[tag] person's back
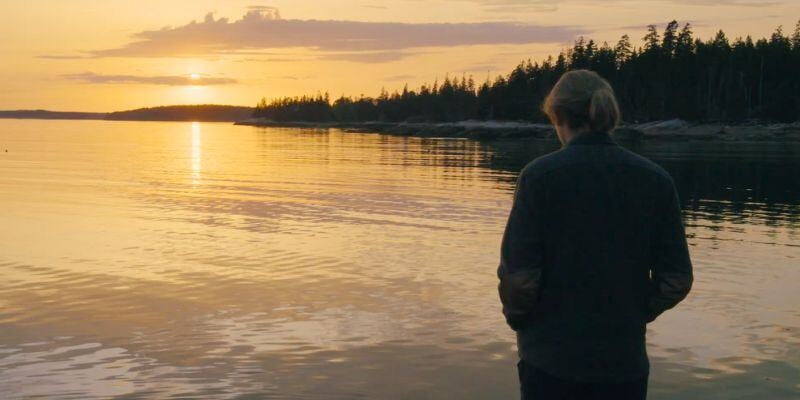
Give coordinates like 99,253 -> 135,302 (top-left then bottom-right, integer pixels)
497,70 -> 693,400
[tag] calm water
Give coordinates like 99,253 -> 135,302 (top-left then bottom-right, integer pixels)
0,120 -> 798,399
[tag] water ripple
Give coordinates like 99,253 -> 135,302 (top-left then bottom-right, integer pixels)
1,120 -> 798,399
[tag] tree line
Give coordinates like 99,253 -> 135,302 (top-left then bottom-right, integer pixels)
253,20 -> 800,123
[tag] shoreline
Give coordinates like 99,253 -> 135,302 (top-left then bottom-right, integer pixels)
235,118 -> 800,143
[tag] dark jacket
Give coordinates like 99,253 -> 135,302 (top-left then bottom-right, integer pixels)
497,131 -> 693,383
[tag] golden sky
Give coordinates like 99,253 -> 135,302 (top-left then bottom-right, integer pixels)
1,0 -> 797,111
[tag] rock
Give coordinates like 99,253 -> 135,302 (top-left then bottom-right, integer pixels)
463,128 -> 500,140
635,119 -> 690,131
429,125 -> 463,137
612,127 -> 644,141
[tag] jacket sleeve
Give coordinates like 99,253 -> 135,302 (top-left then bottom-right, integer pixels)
497,171 -> 545,331
646,177 -> 693,322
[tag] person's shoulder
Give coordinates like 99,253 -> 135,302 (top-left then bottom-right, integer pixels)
518,149 -> 569,182
614,146 -> 674,183
518,143 -> 674,185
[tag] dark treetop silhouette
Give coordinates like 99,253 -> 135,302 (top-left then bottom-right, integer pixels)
253,20 -> 800,124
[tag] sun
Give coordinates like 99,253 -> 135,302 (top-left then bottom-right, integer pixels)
189,73 -> 200,80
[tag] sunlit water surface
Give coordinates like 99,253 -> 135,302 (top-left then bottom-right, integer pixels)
0,120 -> 798,399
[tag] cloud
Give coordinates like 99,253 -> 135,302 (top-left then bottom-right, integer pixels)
247,5 -> 281,15
460,0 -> 780,10
317,50 -> 424,63
63,72 -> 237,85
37,55 -> 90,60
384,74 -> 416,82
457,0 -> 562,12
234,57 -> 305,63
460,64 -> 500,73
265,75 -> 313,81
666,0 -> 780,6
88,9 -> 586,59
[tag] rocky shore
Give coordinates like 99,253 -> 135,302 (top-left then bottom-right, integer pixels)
234,118 -> 800,143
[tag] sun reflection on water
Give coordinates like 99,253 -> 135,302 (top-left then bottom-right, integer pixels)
0,121 -> 798,399
191,121 -> 201,184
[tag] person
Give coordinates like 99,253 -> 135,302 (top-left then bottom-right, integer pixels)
497,70 -> 693,400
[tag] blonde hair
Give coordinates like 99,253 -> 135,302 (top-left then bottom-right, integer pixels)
542,70 -> 620,133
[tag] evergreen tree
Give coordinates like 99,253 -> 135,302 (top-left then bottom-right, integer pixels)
614,35 -> 633,66
253,22 -> 800,124
662,20 -> 679,57
643,25 -> 661,53
792,20 -> 800,49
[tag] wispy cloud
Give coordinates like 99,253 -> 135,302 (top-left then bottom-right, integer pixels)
86,9 -> 585,60
37,55 -> 90,60
458,0 -> 780,11
667,0 -> 780,6
384,74 -> 416,82
317,50 -> 425,63
455,0 -> 562,12
63,72 -> 237,86
265,75 -> 313,81
460,64 -> 500,74
233,57 -> 306,63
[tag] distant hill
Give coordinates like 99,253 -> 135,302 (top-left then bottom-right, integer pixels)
0,105 -> 254,122
105,105 -> 253,122
0,109 -> 106,120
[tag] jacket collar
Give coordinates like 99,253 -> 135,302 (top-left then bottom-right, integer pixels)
564,131 -> 616,147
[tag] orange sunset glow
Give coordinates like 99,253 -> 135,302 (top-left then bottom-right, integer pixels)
2,1 -> 800,399
2,0 -> 798,111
